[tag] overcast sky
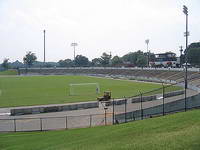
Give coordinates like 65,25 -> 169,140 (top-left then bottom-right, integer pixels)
0,0 -> 200,63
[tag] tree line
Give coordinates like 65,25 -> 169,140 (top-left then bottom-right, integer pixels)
58,51 -> 149,68
0,50 -> 150,69
1,42 -> 200,70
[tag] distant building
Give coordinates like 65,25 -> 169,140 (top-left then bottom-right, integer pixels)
149,52 -> 180,68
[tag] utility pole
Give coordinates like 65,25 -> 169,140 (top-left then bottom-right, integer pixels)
183,5 -> 189,89
183,5 -> 189,112
43,30 -> 46,63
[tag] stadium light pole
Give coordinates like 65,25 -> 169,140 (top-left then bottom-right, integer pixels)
43,30 -> 46,64
145,39 -> 150,67
183,5 -> 189,112
183,5 -> 189,89
71,42 -> 78,61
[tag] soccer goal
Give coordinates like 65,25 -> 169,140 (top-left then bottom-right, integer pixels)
69,83 -> 100,96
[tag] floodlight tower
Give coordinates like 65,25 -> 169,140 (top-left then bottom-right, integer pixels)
71,42 -> 78,61
145,39 -> 150,67
183,5 -> 189,89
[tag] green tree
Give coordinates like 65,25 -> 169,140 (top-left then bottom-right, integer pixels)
74,55 -> 89,67
111,56 -> 123,66
91,58 -> 102,67
187,42 -> 200,66
23,51 -> 37,67
122,52 -> 138,65
1,58 -> 10,70
188,42 -> 200,49
58,59 -> 73,67
100,52 -> 111,67
122,50 -> 147,67
187,48 -> 200,66
136,55 -> 147,67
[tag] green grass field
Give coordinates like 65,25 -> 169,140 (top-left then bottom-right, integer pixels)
1,109 -> 200,150
0,75 -> 181,107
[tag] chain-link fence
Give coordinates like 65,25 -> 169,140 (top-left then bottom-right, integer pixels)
113,82 -> 200,124
0,112 -> 114,132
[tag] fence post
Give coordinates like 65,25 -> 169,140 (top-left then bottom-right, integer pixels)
112,99 -> 115,125
14,119 -> 16,132
90,115 -> 92,127
40,118 -> 43,131
125,97 -> 127,123
162,83 -> 165,116
65,116 -> 68,129
132,111 -> 135,121
139,91 -> 143,120
104,107 -> 108,126
185,85 -> 187,112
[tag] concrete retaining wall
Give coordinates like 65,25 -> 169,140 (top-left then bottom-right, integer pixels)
131,95 -> 156,103
11,102 -> 99,116
130,90 -> 184,103
163,90 -> 184,98
100,90 -> 184,107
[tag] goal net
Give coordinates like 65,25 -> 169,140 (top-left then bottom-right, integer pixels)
69,83 -> 100,96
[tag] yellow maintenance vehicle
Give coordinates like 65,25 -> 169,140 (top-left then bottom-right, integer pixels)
97,91 -> 111,102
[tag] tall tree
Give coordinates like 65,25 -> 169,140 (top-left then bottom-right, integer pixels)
188,42 -> 200,49
187,48 -> 200,66
122,52 -> 137,65
58,59 -> 73,67
111,56 -> 123,66
74,55 -> 89,67
91,58 -> 102,67
136,55 -> 147,67
100,52 -> 111,67
23,51 -> 37,67
1,58 -> 10,70
122,50 -> 147,66
187,42 -> 200,66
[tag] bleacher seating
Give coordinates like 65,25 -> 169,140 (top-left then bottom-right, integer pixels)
19,68 -> 200,88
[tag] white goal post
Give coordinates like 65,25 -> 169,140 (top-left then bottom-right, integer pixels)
69,83 -> 100,96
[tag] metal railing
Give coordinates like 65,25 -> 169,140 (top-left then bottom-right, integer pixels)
0,113 -> 113,132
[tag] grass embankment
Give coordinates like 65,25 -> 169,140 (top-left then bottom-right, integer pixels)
0,70 -> 17,75
0,75 -> 181,107
1,109 -> 200,150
